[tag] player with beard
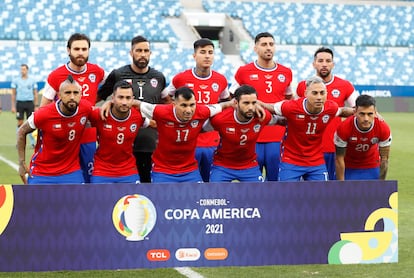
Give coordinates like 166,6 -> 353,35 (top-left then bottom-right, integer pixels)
203,85 -> 278,182
229,32 -> 293,181
97,35 -> 168,183
296,47 -> 358,180
40,33 -> 105,183
17,76 -> 93,184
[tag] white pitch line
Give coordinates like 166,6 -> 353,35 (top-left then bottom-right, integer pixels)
174,267 -> 204,278
1,154 -> 204,278
0,155 -> 18,171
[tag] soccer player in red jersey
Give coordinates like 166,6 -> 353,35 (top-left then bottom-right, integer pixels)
89,81 -> 148,184
334,94 -> 392,180
17,76 -> 92,184
296,47 -> 358,180
260,76 -> 354,181
204,85 -> 279,182
40,33 -> 105,183
162,38 -> 230,182
229,32 -> 293,181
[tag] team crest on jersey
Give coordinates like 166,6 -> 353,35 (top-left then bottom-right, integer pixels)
322,115 -> 330,124
80,116 -> 87,125
277,74 -> 286,83
212,83 -> 219,92
371,137 -> 379,144
191,120 -> 199,128
89,74 -> 96,83
253,124 -> 261,133
130,124 -> 137,132
331,89 -> 340,98
150,78 -> 158,88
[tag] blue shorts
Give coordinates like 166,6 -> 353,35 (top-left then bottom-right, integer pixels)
195,146 -> 215,182
151,170 -> 203,183
324,152 -> 336,180
79,142 -> 96,183
345,167 -> 380,180
256,142 -> 281,181
91,174 -> 140,184
278,162 -> 328,181
28,170 -> 85,185
210,165 -> 264,182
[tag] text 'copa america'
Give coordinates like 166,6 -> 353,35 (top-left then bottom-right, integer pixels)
164,207 -> 262,220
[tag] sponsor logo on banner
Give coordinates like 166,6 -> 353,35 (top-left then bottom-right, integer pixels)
175,248 -> 201,261
147,249 -> 171,261
204,248 -> 228,260
112,194 -> 157,241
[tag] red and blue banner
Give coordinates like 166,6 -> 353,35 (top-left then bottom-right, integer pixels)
0,181 -> 398,272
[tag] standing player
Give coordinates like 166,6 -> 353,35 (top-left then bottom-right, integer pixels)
334,95 -> 392,180
17,76 -> 92,184
162,38 -> 230,182
11,64 -> 38,148
296,47 -> 358,180
89,81 -> 148,184
40,33 -> 105,183
259,76 -> 354,181
204,85 -> 278,182
229,32 -> 293,181
97,35 -> 167,183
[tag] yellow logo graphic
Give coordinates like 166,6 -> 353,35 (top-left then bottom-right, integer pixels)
112,194 -> 157,241
328,192 -> 398,264
0,184 -> 14,235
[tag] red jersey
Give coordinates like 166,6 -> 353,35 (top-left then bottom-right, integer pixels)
140,103 -> 222,174
209,108 -> 274,169
43,62 -> 105,143
334,116 -> 392,169
164,68 -> 229,147
230,61 -> 293,142
276,98 -> 339,166
296,75 -> 357,152
89,108 -> 145,177
28,99 -> 92,176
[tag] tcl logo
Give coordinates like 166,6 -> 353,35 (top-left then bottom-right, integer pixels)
146,249 -> 171,261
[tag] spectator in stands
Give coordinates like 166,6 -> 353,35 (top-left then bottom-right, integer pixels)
229,32 -> 293,181
40,33 -> 106,183
259,76 -> 354,181
97,35 -> 168,183
11,64 -> 38,148
296,46 -> 358,180
161,38 -> 230,182
17,75 -> 92,184
334,94 -> 392,180
89,81 -> 148,184
204,85 -> 280,182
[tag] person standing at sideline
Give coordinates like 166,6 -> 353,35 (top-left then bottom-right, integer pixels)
229,32 -> 293,181
334,94 -> 391,180
40,33 -> 105,183
296,47 -> 358,180
89,81 -> 148,184
161,38 -> 230,182
17,76 -> 92,184
259,76 -> 354,181
204,85 -> 279,182
11,64 -> 38,148
97,35 -> 168,183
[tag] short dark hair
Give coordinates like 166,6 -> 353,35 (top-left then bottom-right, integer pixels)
193,38 -> 214,51
113,80 -> 132,92
254,32 -> 274,44
174,86 -> 195,100
67,33 -> 91,49
356,94 -> 376,108
233,85 -> 257,101
314,46 -> 334,59
131,35 -> 149,47
21,64 -> 29,69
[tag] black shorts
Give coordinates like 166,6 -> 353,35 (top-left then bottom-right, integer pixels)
16,101 -> 34,120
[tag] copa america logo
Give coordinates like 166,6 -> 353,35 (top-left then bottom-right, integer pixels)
112,194 -> 157,241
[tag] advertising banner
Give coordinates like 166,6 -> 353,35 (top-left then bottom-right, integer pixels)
0,181 -> 398,272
